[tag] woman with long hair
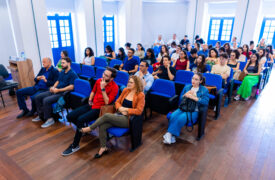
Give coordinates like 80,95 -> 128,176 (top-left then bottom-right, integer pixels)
206,48 -> 219,66
237,47 -> 246,62
82,47 -> 95,65
56,50 -> 68,72
172,50 -> 190,71
163,73 -> 209,144
223,43 -> 232,57
191,54 -> 208,73
116,47 -> 126,61
242,44 -> 252,60
81,76 -> 145,158
105,45 -> 116,60
143,48 -> 156,65
134,43 -> 145,59
234,53 -> 261,101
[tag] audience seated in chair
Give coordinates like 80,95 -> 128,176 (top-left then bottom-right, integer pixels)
237,47 -> 247,62
143,48 -> 156,65
167,33 -> 179,47
190,55 -> 208,73
81,76 -> 145,158
172,50 -> 190,71
134,43 -> 145,60
154,34 -> 165,47
211,53 -> 231,88
119,48 -> 139,75
116,47 -> 126,61
228,50 -> 240,79
135,61 -> 154,94
206,48 -> 219,67
105,45 -> 116,61
163,73 -> 209,144
171,45 -> 182,63
33,57 -> 78,128
82,47 -> 95,65
152,55 -> 176,81
234,53 -> 261,101
180,35 -> 189,47
198,44 -> 209,58
62,67 -> 119,156
188,48 -> 198,66
56,50 -> 68,72
16,57 -> 59,118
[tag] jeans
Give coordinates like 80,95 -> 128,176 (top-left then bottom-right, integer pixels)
66,104 -> 100,147
35,91 -> 63,120
89,113 -> 129,147
16,86 -> 46,112
168,109 -> 198,137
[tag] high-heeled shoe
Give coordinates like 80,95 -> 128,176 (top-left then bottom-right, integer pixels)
94,149 -> 109,158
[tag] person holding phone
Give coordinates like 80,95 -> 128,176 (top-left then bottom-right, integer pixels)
62,67 -> 119,156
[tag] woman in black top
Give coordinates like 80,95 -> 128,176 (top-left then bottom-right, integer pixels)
143,48 -> 156,65
152,55 -> 176,81
228,50 -> 240,71
116,47 -> 126,61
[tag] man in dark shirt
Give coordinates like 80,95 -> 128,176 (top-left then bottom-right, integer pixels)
198,44 -> 209,58
62,67 -> 118,156
250,41 -> 257,54
189,48 -> 198,65
33,57 -> 78,128
180,35 -> 190,47
119,48 -> 139,74
195,35 -> 204,45
152,55 -> 176,81
16,57 -> 59,118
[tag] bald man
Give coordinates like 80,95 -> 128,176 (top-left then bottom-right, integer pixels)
16,57 -> 59,118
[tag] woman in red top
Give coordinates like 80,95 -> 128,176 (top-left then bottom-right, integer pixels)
172,50 -> 190,71
242,44 -> 252,60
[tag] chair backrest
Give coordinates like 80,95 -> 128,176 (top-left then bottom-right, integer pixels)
175,70 -> 194,84
71,62 -> 81,74
95,57 -> 108,67
206,64 -> 212,72
114,71 -> 129,87
81,64 -> 95,78
95,67 -> 105,79
148,65 -> 153,73
153,46 -> 160,56
203,73 -> 222,91
227,68 -> 234,83
133,56 -> 140,64
239,61 -> 247,71
73,79 -> 92,97
109,59 -> 122,68
150,79 -> 176,97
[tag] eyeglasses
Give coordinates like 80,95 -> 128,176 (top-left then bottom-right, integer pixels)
140,65 -> 145,67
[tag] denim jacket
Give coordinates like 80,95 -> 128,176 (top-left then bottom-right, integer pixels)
181,84 -> 209,111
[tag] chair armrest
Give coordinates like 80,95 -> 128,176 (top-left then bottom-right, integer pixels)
129,114 -> 143,151
169,95 -> 179,111
197,106 -> 208,141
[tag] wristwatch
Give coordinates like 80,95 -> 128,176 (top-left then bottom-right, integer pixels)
101,88 -> 105,91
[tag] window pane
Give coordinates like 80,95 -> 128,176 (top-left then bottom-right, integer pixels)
61,34 -> 65,40
66,34 -> 70,40
210,35 -> 214,40
50,36 -> 53,41
65,20 -> 69,26
60,27 -> 65,33
214,35 -> 218,40
266,20 -> 271,26
53,35 -> 58,41
54,42 -> 58,48
48,28 -> 52,34
65,27 -> 70,33
271,27 -> 275,32
67,40 -> 71,46
59,20 -> 64,26
52,28 -> 57,34
51,20 -> 56,27
51,42 -> 54,48
227,20 -> 232,25
272,21 -> 275,26
264,27 -> 269,32
263,33 -> 268,38
62,41 -> 66,47
215,30 -> 219,35
221,36 -> 225,40
225,36 -> 230,41
226,31 -> 231,35
48,20 -> 51,27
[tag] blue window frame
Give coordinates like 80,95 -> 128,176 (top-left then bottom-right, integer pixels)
208,17 -> 234,46
259,18 -> 275,47
47,13 -> 75,65
103,16 -> 115,51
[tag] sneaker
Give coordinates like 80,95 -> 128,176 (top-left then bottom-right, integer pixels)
244,97 -> 250,101
62,144 -> 80,156
163,132 -> 172,144
234,95 -> 240,101
32,116 -> 42,122
25,111 -> 35,117
16,110 -> 29,119
171,136 -> 176,144
41,118 -> 55,128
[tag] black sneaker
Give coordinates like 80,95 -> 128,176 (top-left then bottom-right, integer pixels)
62,144 -> 80,156
25,111 -> 35,117
16,110 -> 29,119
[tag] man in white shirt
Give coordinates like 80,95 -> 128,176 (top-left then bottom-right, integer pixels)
154,35 -> 165,47
135,61 -> 154,94
211,53 -> 231,87
167,34 -> 179,46
171,45 -> 182,63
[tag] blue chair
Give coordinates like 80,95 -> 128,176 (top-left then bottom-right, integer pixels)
114,71 -> 129,88
71,62 -> 81,75
148,65 -> 153,73
94,67 -> 106,81
68,79 -> 92,109
148,79 -> 178,116
153,46 -> 160,56
109,59 -> 122,68
95,57 -> 108,68
203,73 -> 223,119
174,70 -> 194,95
79,65 -> 95,80
223,68 -> 234,106
133,56 -> 141,64
166,88 -> 209,140
206,64 -> 212,72
239,61 -> 247,71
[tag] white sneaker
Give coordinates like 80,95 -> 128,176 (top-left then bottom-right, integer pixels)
244,97 -> 250,101
234,95 -> 240,101
32,116 -> 41,122
163,132 -> 172,144
41,118 -> 55,128
171,136 -> 176,144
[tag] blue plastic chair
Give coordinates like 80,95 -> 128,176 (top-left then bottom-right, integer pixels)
206,64 -> 212,72
109,59 -> 122,68
69,79 -> 92,109
94,67 -> 106,81
71,62 -> 81,75
239,61 -> 247,71
79,65 -> 95,79
174,70 -> 194,95
114,71 -> 129,87
95,57 -> 108,68
203,73 -> 223,119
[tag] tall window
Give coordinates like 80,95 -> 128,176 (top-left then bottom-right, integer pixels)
208,17 -> 234,46
103,16 -> 115,51
259,18 -> 275,47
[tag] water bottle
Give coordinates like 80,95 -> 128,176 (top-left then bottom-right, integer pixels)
20,51 -> 26,60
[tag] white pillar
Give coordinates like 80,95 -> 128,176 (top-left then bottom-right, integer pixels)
7,0 -> 52,74
186,0 -> 197,44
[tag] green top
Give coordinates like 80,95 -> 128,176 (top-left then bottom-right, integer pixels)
56,59 -> 62,69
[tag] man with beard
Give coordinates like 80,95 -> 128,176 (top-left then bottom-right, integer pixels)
33,57 -> 78,128
62,67 -> 118,156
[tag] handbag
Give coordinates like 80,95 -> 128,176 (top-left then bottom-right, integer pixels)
238,71 -> 247,81
179,97 -> 197,132
99,105 -> 115,117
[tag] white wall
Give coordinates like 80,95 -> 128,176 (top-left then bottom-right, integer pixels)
142,1 -> 189,48
0,0 -> 17,70
45,0 -> 75,12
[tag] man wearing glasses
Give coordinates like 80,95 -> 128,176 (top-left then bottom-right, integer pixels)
135,61 -> 154,94
62,67 -> 119,156
119,48 -> 139,74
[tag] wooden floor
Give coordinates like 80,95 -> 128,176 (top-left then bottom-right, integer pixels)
1,70 -> 275,180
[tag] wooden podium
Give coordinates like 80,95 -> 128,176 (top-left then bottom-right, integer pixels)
8,59 -> 35,89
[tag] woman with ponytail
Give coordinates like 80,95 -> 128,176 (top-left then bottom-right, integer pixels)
163,73 -> 209,144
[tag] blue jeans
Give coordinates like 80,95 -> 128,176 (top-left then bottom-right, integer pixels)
16,86 -> 46,112
167,109 -> 198,137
